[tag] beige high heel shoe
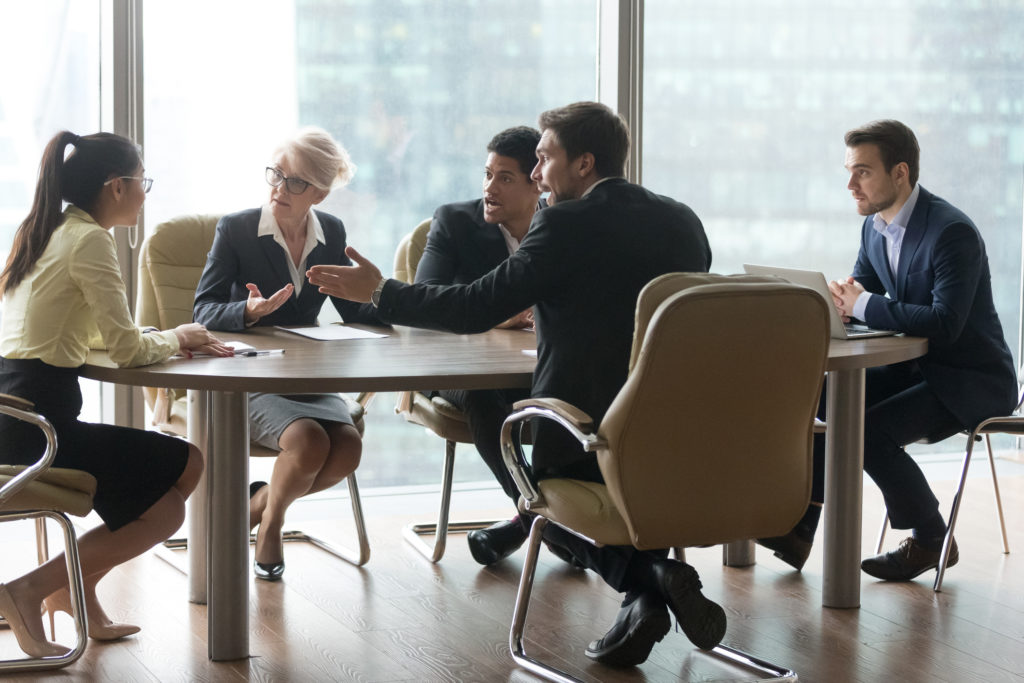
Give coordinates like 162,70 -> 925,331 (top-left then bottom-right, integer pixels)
0,583 -> 71,658
44,589 -> 140,641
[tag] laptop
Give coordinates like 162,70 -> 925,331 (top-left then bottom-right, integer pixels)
742,264 -> 897,339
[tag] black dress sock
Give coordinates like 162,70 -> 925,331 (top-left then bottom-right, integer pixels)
911,513 -> 948,550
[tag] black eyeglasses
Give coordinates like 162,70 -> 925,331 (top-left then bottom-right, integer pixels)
265,167 -> 312,195
104,176 -> 153,193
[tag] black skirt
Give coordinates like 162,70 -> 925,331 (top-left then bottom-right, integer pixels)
0,357 -> 188,531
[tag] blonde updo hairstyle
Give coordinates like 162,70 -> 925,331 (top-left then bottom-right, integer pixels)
273,126 -> 356,192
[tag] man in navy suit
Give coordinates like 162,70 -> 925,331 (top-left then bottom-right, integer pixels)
309,102 -> 723,666
415,127 -> 545,566
761,120 -> 1017,581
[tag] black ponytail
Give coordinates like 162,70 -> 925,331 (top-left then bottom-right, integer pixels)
1,131 -> 140,296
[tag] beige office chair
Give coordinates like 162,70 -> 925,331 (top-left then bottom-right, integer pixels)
873,366 -> 1019,591
0,394 -> 94,672
500,273 -> 830,682
391,218 -> 503,562
136,214 -> 370,565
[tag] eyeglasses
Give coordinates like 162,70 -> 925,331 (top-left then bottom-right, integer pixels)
265,167 -> 313,195
104,176 -> 153,193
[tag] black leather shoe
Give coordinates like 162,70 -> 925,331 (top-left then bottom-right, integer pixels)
861,536 -> 958,581
650,560 -> 726,651
254,559 -> 285,581
757,525 -> 814,571
585,592 -> 670,667
467,517 -> 528,566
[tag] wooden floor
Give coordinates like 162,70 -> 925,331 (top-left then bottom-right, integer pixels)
2,462 -> 1023,682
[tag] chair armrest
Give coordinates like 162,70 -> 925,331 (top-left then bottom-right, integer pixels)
500,398 -> 606,505
0,392 -> 35,411
0,398 -> 58,506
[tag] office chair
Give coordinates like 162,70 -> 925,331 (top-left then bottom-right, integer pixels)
136,214 -> 370,566
0,394 -> 94,672
874,366 -> 1019,591
391,218 -> 502,562
501,273 -> 830,682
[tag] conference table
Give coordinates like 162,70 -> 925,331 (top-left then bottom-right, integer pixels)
82,324 -> 537,660
81,325 -> 925,659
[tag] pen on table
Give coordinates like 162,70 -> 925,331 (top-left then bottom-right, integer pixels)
237,348 -> 286,357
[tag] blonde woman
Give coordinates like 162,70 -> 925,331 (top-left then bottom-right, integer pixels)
193,127 -> 379,580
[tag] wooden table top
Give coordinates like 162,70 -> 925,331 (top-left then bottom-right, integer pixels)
824,334 -> 927,372
81,324 -> 925,394
81,325 -> 538,393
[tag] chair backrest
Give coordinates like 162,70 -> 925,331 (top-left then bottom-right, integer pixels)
136,214 -> 221,330
597,273 -> 830,549
393,218 -> 432,283
135,215 -> 220,431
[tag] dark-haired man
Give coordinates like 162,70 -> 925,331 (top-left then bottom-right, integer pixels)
309,102 -> 723,665
414,126 -> 542,565
761,120 -> 1016,582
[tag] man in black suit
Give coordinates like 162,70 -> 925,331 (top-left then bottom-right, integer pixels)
309,102 -> 724,666
759,120 -> 1017,581
415,126 -> 545,566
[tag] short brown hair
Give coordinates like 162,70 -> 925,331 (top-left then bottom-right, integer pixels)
537,102 -> 630,178
844,119 -> 920,187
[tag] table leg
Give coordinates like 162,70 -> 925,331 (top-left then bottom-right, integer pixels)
723,540 -> 755,567
187,389 -> 208,604
206,390 -> 250,660
823,368 -> 865,608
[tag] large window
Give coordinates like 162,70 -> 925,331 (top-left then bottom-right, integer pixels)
643,0 -> 1024,360
0,2 -> 102,277
143,1 -> 597,487
0,1 -> 104,420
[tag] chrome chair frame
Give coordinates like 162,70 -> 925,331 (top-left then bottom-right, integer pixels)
0,399 -> 89,672
873,371 -> 1020,591
502,406 -> 798,682
400,431 -> 501,562
393,220 -> 502,562
875,424 -> 1012,592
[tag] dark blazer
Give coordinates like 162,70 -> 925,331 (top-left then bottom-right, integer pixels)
853,186 -> 1016,427
376,178 -> 712,477
194,208 -> 380,331
415,199 -> 512,285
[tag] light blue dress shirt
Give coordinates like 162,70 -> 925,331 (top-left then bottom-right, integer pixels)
851,183 -> 921,321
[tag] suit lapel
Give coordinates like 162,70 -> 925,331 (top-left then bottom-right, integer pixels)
868,228 -> 895,294
894,186 -> 931,298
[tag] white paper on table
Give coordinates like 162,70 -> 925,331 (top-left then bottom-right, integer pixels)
522,349 -> 537,357
276,325 -> 389,341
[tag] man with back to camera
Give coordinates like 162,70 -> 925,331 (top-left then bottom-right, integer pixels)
758,119 -> 1016,581
308,102 -> 725,666
414,126 -> 550,566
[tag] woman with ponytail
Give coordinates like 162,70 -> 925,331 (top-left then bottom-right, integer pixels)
0,131 -> 231,657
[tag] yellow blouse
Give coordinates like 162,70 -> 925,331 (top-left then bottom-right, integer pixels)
0,206 -> 179,368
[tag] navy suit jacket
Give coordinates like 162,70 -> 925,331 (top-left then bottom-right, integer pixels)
853,186 -> 1016,427
376,178 -> 712,477
415,199 -> 511,285
193,208 -> 381,331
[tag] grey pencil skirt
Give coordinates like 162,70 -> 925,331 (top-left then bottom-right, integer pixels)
248,392 -> 355,450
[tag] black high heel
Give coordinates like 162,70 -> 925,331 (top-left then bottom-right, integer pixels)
253,560 -> 285,581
